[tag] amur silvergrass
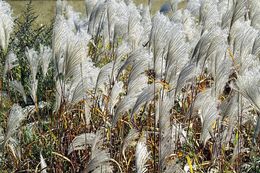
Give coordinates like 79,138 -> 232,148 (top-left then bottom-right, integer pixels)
1,0 -> 260,172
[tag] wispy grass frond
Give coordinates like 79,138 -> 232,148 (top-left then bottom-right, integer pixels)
108,81 -> 124,114
165,24 -> 190,86
29,79 -> 38,104
113,75 -> 148,126
122,128 -> 139,160
131,83 -> 162,118
85,0 -> 98,18
5,104 -> 26,143
194,89 -> 220,144
230,21 -> 258,61
4,51 -> 18,76
63,38 -> 85,82
86,131 -> 113,173
10,80 -> 26,103
113,95 -> 137,126
95,62 -> 113,94
186,0 -> 201,17
157,94 -> 172,132
235,66 -> 260,112
248,0 -> 260,30
118,48 -> 151,77
175,63 -> 199,97
68,133 -> 96,154
127,4 -> 143,48
25,47 -> 40,82
40,153 -> 47,173
52,15 -> 73,66
127,74 -> 148,96
127,59 -> 149,87
200,0 -> 220,31
136,135 -> 150,173
140,6 -> 151,45
221,0 -> 246,30
88,0 -> 106,37
6,137 -> 21,163
160,123 -> 186,170
39,44 -> 52,78
0,0 -> 14,52
149,13 -> 171,75
171,9 -> 201,47
221,93 -> 240,144
191,28 -> 225,65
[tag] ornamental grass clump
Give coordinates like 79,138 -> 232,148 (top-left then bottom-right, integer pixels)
0,0 -> 260,172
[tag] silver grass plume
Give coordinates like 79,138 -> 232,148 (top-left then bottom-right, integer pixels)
126,55 -> 150,90
157,92 -> 186,169
70,78 -> 93,104
140,5 -> 151,45
136,134 -> 150,173
4,137 -> 21,163
219,93 -> 253,144
68,131 -> 114,172
25,47 -> 40,82
193,89 -> 220,144
149,13 -> 171,76
127,74 -> 148,96
0,0 -> 14,52
252,35 -> 260,57
117,48 -> 151,77
200,0 -> 221,31
207,28 -> 232,97
53,14 -> 89,109
221,0 -> 247,30
229,21 -> 258,64
220,93 -> 239,144
175,63 -> 200,97
63,38 -> 85,82
40,153 -> 47,173
95,62 -> 113,95
5,104 -> 26,144
191,28 -> 226,65
234,65 -> 260,110
85,130 -> 113,173
10,80 -> 27,103
108,81 -> 124,114
122,128 -> 139,160
68,132 -> 96,154
248,0 -> 260,30
131,83 -> 162,118
24,46 -> 44,107
69,58 -> 99,123
157,94 -> 172,167
85,0 -> 98,18
39,44 -> 52,78
87,0 -> 106,37
3,51 -> 18,77
170,9 -> 201,47
186,0 -> 201,18
29,79 -> 38,104
165,23 -> 190,88
160,123 -> 187,170
65,5 -> 81,32
127,3 -> 143,49
113,74 -> 148,126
